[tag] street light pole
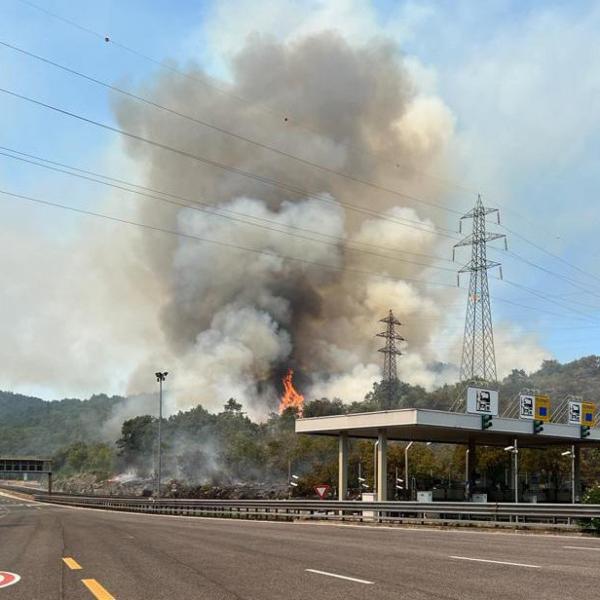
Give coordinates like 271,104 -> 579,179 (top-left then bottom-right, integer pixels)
504,440 -> 518,503
373,440 -> 379,496
155,371 -> 168,498
571,444 -> 576,504
405,442 -> 413,500
562,446 -> 576,504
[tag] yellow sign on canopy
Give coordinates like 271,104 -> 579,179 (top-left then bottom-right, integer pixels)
534,395 -> 551,422
582,402 -> 596,427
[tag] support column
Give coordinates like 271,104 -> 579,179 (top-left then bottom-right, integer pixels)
338,432 -> 348,501
376,429 -> 388,502
467,439 -> 476,501
513,438 -> 519,503
574,445 -> 582,503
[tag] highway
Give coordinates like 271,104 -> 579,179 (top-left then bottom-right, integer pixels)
1,491 -> 599,599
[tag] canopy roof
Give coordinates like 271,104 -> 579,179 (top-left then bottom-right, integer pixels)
296,408 -> 600,448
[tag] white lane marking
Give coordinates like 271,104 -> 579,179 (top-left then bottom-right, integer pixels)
305,568 -> 374,584
564,546 -> 600,551
450,556 -> 541,569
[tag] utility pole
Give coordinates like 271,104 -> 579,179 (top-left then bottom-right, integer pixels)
376,309 -> 404,409
155,371 -> 168,498
453,195 -> 507,384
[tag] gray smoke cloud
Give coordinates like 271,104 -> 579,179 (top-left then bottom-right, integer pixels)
112,31 -> 460,415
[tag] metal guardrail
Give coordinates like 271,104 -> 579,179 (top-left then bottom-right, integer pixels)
31,493 -> 600,530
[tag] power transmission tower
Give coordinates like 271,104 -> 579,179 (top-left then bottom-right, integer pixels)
377,309 -> 404,409
453,194 -> 507,384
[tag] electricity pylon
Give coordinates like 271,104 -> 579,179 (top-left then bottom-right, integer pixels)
377,309 -> 404,409
453,194 -> 507,384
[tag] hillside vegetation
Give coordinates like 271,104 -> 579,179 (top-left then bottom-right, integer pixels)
1,356 -> 600,496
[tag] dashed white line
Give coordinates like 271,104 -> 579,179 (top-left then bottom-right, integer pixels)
450,556 -> 541,569
564,546 -> 600,551
305,568 -> 374,584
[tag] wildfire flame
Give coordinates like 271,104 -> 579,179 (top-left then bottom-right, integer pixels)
279,368 -> 304,415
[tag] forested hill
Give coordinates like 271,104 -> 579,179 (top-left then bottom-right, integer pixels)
499,356 -> 600,402
0,391 -> 126,455
1,356 -> 600,458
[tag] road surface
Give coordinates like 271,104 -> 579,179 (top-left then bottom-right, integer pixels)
0,491 -> 598,599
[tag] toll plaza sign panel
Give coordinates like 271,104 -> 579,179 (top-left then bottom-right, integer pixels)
568,401 -> 582,425
467,387 -> 498,416
568,400 -> 595,425
518,394 -> 551,422
519,395 -> 535,419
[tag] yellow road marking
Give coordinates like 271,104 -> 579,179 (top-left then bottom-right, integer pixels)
82,579 -> 115,600
62,557 -> 82,570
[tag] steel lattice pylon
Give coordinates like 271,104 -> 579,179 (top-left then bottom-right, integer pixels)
376,309 -> 404,408
454,195 -> 507,384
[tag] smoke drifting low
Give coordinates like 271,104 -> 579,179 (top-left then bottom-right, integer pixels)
114,31 -> 459,414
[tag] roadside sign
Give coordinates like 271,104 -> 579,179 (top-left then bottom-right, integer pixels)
0,572 -> 21,588
534,395 -> 551,422
568,401 -> 582,425
314,484 -> 331,499
519,395 -> 535,420
582,402 -> 596,426
466,387 -> 498,416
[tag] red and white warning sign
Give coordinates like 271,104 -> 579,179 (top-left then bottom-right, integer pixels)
0,572 -> 21,588
314,484 -> 331,499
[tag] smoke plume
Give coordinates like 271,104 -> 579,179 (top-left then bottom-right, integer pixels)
109,30 -> 463,414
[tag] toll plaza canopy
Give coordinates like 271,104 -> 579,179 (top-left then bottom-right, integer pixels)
295,408 -> 600,502
296,408 -> 600,448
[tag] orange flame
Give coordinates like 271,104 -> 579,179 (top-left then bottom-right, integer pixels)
279,368 -> 304,415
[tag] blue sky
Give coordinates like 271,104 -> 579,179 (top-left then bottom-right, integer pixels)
2,0 -> 600,400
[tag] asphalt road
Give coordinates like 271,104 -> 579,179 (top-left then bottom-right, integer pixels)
1,491 -> 600,599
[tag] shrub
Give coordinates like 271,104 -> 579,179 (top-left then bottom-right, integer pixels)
580,484 -> 600,533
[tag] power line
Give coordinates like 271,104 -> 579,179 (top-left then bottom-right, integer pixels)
487,243 -> 600,296
0,147 -> 458,274
500,222 -> 600,287
0,86 -> 462,240
11,0 -> 481,197
0,39 -> 467,218
13,0 -> 600,295
5,46 -> 599,300
0,187 -> 462,289
0,186 -> 597,325
3,143 -> 599,324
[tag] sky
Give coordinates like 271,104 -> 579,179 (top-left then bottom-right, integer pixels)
1,0 -> 600,403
